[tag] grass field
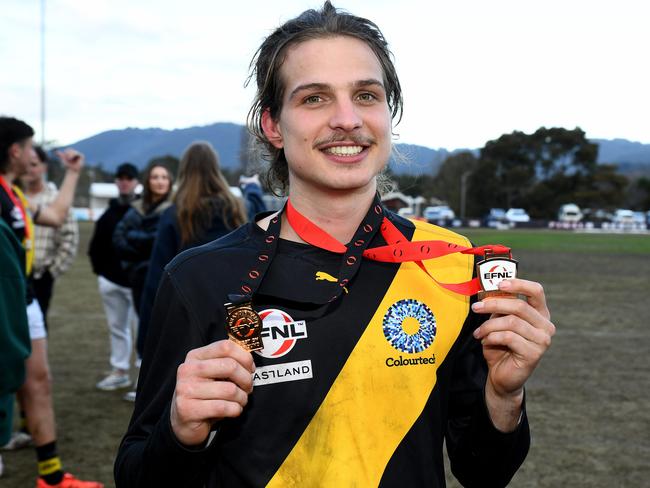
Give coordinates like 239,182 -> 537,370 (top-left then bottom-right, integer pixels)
2,223 -> 649,487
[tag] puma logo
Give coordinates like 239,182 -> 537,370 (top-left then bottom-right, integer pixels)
315,271 -> 338,282
315,271 -> 348,293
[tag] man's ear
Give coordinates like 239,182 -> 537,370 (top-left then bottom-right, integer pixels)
8,142 -> 21,161
261,109 -> 283,149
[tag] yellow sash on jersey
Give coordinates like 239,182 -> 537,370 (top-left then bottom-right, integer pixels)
268,221 -> 474,487
13,185 -> 34,276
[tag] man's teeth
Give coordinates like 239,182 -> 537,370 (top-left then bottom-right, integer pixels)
325,145 -> 363,156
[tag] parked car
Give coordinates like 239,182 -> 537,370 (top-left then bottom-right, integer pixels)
558,203 -> 583,222
612,209 -> 635,225
505,208 -> 531,224
632,211 -> 646,226
483,208 -> 506,228
424,205 -> 455,223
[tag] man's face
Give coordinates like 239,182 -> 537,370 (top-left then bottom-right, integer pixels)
115,175 -> 138,196
262,36 -> 392,196
22,149 -> 47,185
9,137 -> 34,176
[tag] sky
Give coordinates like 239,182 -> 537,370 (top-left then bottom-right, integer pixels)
1,0 -> 649,150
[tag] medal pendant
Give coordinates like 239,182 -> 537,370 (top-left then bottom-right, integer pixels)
476,252 -> 519,301
224,301 -> 263,352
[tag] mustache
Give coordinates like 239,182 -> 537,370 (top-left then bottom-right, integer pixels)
313,133 -> 376,148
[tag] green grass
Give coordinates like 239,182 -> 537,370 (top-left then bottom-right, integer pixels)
462,228 -> 650,254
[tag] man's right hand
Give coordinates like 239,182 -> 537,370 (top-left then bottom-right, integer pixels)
170,339 -> 255,447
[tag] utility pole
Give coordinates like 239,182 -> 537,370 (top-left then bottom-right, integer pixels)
460,170 -> 471,221
40,0 -> 46,144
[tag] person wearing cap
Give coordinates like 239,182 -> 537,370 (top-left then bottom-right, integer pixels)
88,163 -> 139,392
115,3 -> 554,487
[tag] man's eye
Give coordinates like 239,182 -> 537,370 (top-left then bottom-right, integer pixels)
304,95 -> 323,104
357,92 -> 377,102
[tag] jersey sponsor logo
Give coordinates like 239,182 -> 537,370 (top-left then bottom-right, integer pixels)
255,308 -> 307,359
382,299 -> 437,354
253,360 -> 313,386
385,354 -> 436,367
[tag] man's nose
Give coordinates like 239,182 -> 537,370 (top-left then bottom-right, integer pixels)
328,98 -> 363,132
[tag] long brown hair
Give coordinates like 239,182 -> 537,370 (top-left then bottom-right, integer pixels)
174,141 -> 247,245
141,163 -> 173,213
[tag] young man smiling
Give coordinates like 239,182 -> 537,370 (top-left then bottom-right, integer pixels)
116,3 -> 555,487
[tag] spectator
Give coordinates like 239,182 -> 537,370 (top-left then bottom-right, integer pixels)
1,115 -> 102,487
88,163 -> 139,392
22,146 -> 79,330
136,142 -> 263,370
112,163 -> 173,402
113,162 -> 173,316
0,214 -> 31,479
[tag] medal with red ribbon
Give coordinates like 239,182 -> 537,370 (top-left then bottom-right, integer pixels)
226,194 -> 517,349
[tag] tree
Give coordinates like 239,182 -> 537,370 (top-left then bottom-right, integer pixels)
467,127 -> 601,218
431,151 -> 477,214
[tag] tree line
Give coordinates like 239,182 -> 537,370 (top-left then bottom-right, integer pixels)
389,127 -> 650,219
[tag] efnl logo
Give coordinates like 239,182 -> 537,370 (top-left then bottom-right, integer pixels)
255,308 -> 308,359
382,299 -> 437,354
477,258 -> 517,292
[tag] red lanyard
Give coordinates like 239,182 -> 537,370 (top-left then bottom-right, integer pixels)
286,199 -> 509,296
0,175 -> 30,241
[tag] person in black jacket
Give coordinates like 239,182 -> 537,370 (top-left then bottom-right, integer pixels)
135,141 -> 265,368
113,163 -> 173,315
115,3 -> 555,487
88,163 -> 139,392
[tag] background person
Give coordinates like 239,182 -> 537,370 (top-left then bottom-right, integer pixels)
112,163 -> 173,402
0,214 -> 31,479
135,141 -> 261,380
88,163 -> 139,392
1,115 -> 103,488
22,145 -> 79,330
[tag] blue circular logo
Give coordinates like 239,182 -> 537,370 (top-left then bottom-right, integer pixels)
383,299 -> 436,353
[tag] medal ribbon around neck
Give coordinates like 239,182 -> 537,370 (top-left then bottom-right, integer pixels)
0,175 -> 31,242
286,198 -> 510,296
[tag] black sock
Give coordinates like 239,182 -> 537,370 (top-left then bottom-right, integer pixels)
36,441 -> 64,485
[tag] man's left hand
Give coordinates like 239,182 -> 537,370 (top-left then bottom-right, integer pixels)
471,278 -> 555,428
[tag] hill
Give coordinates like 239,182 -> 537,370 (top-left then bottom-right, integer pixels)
66,123 -> 650,176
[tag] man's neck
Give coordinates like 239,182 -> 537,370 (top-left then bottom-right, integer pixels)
282,184 -> 377,245
1,170 -> 16,184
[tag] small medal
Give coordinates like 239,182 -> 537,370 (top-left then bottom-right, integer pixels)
224,301 -> 264,352
476,250 -> 519,300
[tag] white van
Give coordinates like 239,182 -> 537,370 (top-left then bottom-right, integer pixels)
558,204 -> 583,223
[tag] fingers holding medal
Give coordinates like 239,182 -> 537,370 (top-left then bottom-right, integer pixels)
171,339 -> 256,447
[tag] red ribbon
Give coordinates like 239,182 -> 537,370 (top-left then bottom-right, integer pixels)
285,199 -> 510,296
0,175 -> 30,242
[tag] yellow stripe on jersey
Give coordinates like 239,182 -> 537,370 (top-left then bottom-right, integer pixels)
268,223 -> 474,487
14,185 -> 34,276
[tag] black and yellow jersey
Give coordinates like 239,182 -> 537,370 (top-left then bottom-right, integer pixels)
115,210 -> 529,488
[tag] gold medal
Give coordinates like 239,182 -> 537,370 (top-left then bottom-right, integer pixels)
224,301 -> 264,352
476,251 -> 519,301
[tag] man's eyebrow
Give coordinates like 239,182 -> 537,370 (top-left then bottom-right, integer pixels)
354,79 -> 385,90
288,79 -> 386,101
288,83 -> 330,101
